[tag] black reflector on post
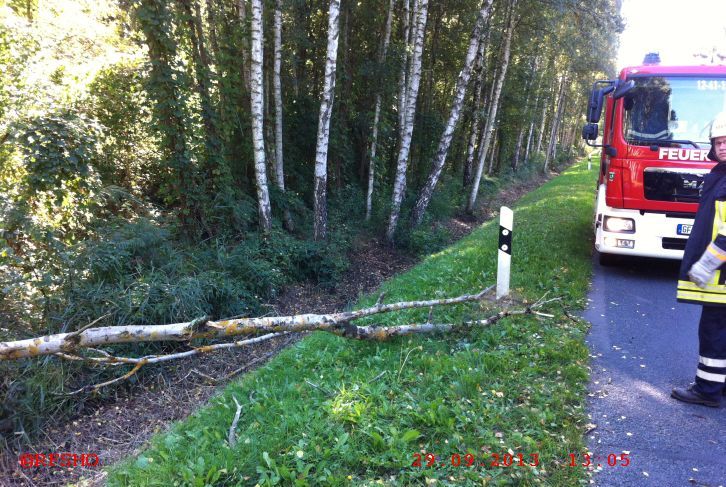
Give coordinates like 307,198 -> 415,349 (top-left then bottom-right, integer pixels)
497,207 -> 513,299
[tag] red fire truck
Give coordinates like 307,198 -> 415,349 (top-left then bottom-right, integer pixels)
582,54 -> 726,264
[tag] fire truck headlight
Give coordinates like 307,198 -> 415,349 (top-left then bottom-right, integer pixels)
603,216 -> 635,233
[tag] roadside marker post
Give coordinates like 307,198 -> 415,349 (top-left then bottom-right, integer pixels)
497,206 -> 513,300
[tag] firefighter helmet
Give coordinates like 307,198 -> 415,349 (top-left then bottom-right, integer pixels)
710,112 -> 726,139
707,112 -> 726,161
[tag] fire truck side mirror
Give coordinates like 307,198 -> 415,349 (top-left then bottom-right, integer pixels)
613,80 -> 635,100
587,89 -> 605,123
582,123 -> 599,141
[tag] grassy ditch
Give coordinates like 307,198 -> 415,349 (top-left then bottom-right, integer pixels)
108,160 -> 596,486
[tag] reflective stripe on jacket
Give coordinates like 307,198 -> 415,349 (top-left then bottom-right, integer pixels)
677,163 -> 726,306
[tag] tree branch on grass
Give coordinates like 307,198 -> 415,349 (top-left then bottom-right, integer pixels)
0,287 -> 495,360
1,286 -> 560,393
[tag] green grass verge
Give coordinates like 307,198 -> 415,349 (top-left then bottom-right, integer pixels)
107,160 -> 596,486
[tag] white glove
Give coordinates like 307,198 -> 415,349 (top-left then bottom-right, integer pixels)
688,243 -> 726,288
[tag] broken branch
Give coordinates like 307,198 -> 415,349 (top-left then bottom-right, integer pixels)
0,286 -> 493,360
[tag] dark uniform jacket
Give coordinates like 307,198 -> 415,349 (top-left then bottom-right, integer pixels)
677,162 -> 726,306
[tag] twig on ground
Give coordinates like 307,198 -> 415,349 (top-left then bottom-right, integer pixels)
370,371 -> 387,383
397,346 -> 423,382
304,380 -> 330,396
228,396 -> 243,448
219,350 -> 278,383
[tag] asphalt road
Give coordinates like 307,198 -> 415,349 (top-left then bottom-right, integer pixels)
583,255 -> 726,487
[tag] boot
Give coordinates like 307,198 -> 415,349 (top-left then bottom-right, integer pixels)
671,385 -> 720,408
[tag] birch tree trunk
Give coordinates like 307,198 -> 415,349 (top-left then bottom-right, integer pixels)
365,0 -> 394,221
397,0 -> 412,136
470,64 -> 497,178
462,23 -> 490,188
272,0 -> 294,231
536,77 -> 556,154
523,68 -> 546,166
523,120 -> 535,164
250,0 -> 272,232
466,0 -> 517,213
312,0 -> 341,241
512,129 -> 525,171
543,74 -> 567,173
386,0 -> 429,243
486,128 -> 498,174
511,62 -> 537,171
237,0 -> 251,92
410,0 -> 494,227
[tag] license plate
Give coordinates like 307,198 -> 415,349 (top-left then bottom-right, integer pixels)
677,224 -> 692,236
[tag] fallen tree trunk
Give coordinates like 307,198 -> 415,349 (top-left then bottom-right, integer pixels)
1,286 -> 563,394
0,286 -> 495,361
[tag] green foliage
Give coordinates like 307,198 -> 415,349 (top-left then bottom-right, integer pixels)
0,9 -> 36,124
86,60 -> 161,194
10,111 -> 103,201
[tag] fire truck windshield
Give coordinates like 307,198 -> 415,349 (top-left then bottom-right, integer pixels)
622,76 -> 726,148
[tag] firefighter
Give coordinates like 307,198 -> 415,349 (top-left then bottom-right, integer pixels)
672,112 -> 726,407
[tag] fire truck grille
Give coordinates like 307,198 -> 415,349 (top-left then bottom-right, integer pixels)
643,168 -> 706,203
662,237 -> 688,250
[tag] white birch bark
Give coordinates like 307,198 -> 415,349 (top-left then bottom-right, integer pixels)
544,74 -> 567,173
523,69 -> 546,165
472,65 -> 497,171
523,120 -> 535,164
463,23 -> 490,187
486,129 -> 498,174
466,0 -> 517,213
273,0 -> 294,231
536,77 -> 556,154
365,0 -> 395,220
237,0 -> 251,92
312,0 -> 341,241
511,61 -> 537,171
0,287 -> 495,360
410,0 -> 494,226
386,0 -> 429,242
273,0 -> 284,191
397,0 -> 412,135
512,128 -> 525,171
250,0 -> 272,232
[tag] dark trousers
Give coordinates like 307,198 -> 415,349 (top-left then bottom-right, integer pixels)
694,306 -> 726,399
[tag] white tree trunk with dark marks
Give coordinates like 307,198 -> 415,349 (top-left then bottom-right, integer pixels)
313,0 -> 341,241
273,0 -> 294,231
410,0 -> 494,226
466,0 -> 517,213
386,0 -> 429,242
0,287 -> 496,361
365,0 -> 395,220
463,24 -> 490,187
524,69 -> 546,165
536,77 -> 556,154
250,0 -> 272,232
397,0 -> 412,135
544,74 -> 567,173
